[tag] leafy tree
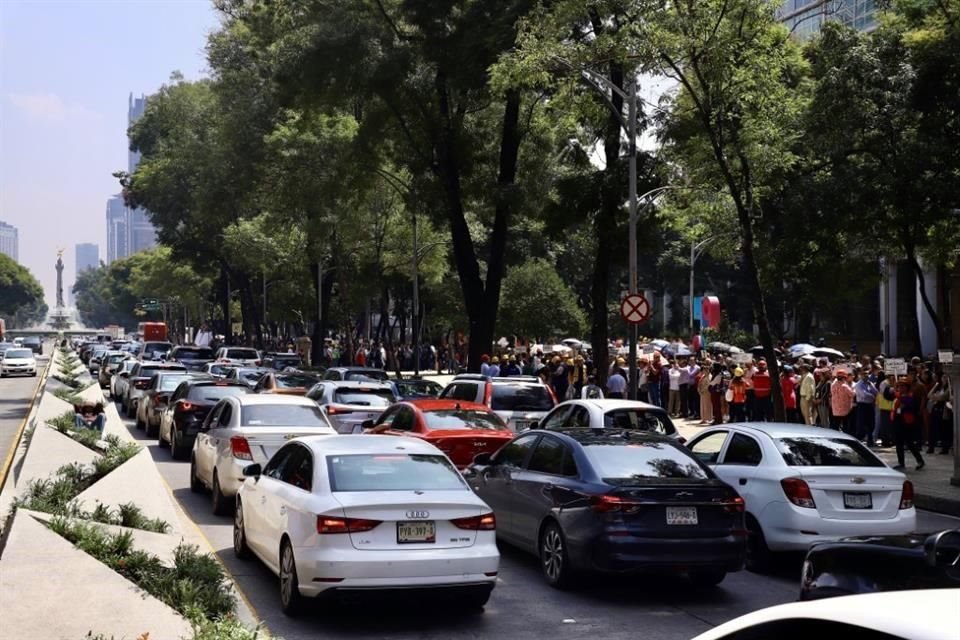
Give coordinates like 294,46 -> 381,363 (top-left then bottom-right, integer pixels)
0,254 -> 46,327
498,259 -> 587,341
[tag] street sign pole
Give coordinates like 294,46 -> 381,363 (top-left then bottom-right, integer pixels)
627,76 -> 638,401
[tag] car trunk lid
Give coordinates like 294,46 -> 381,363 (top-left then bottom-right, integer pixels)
598,482 -> 744,538
796,467 -> 904,520
233,426 -> 334,462
424,430 -> 514,468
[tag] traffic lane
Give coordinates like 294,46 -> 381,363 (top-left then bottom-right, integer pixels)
117,408 -> 800,640
117,409 -> 958,640
0,360 -> 46,472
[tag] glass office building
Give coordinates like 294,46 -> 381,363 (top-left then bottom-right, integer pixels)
778,0 -> 878,38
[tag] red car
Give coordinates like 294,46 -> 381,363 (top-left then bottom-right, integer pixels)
366,399 -> 515,468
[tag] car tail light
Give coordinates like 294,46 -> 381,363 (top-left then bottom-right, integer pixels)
230,436 -> 253,461
590,495 -> 642,514
720,494 -> 746,512
316,516 -> 381,534
899,480 -> 914,509
451,513 -> 496,530
153,393 -> 169,406
134,379 -> 150,389
781,477 -> 816,508
326,406 -> 353,416
255,360 -> 262,366
176,401 -> 194,412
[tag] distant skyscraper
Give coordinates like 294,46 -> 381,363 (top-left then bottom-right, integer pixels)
76,243 -> 99,274
0,220 -> 18,262
106,196 -> 128,263
778,0 -> 877,38
128,93 -> 147,174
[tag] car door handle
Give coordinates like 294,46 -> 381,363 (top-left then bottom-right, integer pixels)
279,506 -> 287,515
739,478 -> 748,485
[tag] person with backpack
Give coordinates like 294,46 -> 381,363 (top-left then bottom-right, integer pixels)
891,378 -> 925,470
581,375 -> 605,399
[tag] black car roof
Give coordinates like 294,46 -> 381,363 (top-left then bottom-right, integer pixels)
541,428 -> 676,446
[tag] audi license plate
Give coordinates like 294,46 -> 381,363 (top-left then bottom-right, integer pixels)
843,492 -> 873,509
397,521 -> 436,543
666,506 -> 698,525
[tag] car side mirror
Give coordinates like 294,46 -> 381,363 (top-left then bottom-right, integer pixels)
242,463 -> 262,479
361,419 -> 375,430
120,372 -> 129,378
527,421 -> 539,431
472,452 -> 493,466
925,530 -> 960,568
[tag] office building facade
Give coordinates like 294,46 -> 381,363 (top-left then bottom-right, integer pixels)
778,0 -> 878,38
76,243 -> 99,274
106,195 -> 128,264
0,220 -> 17,262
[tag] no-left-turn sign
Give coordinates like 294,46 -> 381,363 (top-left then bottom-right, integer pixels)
620,293 -> 651,324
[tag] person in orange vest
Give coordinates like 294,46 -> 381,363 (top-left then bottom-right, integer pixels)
728,368 -> 749,423
752,359 -> 773,421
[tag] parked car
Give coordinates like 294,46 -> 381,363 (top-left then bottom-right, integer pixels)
87,346 -> 110,374
799,529 -> 960,600
167,346 -> 216,371
467,428 -> 746,588
111,359 -> 138,399
122,362 -> 187,418
306,380 -> 397,434
203,362 -> 238,379
365,399 -> 514,469
214,346 -> 262,366
440,374 -> 557,431
224,367 -> 270,389
190,395 -> 337,515
21,336 -> 43,354
98,351 -> 132,389
158,379 -> 251,459
539,399 -> 683,442
0,348 -> 37,377
0,342 -> 17,357
138,341 -> 173,362
322,366 -> 390,382
136,371 -> 197,435
261,352 -> 303,371
690,589 -> 958,640
253,371 -> 322,396
685,423 -> 916,572
392,378 -> 444,400
233,435 -> 499,614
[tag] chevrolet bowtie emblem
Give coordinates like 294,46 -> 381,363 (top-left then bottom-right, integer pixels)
851,477 -> 866,484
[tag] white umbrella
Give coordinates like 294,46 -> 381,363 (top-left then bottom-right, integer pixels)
789,343 -> 816,355
813,347 -> 845,360
561,338 -> 583,348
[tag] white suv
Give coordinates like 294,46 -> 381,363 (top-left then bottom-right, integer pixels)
439,374 -> 556,431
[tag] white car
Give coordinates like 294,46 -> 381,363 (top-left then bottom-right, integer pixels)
305,380 -> 397,433
233,435 -> 499,614
190,395 -> 337,515
439,374 -> 556,431
685,423 -> 915,571
537,399 -> 683,441
215,347 -> 262,366
0,348 -> 37,377
111,359 -> 137,400
691,589 -> 959,640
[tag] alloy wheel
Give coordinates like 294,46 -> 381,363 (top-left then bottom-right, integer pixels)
542,528 -> 564,582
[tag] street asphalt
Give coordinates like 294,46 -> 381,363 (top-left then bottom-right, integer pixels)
105,392 -> 960,640
0,358 -> 46,483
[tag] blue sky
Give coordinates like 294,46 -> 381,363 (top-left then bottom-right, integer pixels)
0,0 -> 219,304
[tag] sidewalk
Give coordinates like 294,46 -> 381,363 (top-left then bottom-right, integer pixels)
672,417 -> 960,517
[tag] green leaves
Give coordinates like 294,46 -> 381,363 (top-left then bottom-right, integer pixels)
498,258 -> 587,340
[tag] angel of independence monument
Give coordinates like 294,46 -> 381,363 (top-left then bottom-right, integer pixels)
49,249 -> 72,330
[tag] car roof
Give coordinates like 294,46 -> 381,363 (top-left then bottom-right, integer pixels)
296,434 -> 441,455
568,399 -> 665,412
319,380 -> 394,389
330,366 -> 386,373
691,589 -> 958,640
721,422 -> 857,440
182,378 -> 247,388
231,394 -> 320,406
535,427 -> 675,445
405,399 -> 491,412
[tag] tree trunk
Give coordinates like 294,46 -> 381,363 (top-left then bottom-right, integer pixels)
906,249 -> 942,355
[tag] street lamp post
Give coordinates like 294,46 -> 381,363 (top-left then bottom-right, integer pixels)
412,212 -> 420,377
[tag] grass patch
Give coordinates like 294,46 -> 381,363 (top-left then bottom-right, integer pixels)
82,617 -> 265,640
53,373 -> 85,390
53,387 -> 83,405
49,518 -> 236,621
49,410 -> 80,432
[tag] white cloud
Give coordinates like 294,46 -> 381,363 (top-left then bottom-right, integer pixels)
6,92 -> 99,123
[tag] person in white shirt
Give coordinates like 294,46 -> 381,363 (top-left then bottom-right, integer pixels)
667,364 -> 682,417
194,323 -> 213,348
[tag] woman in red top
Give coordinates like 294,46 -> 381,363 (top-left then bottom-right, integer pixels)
891,378 -> 925,471
780,366 -> 799,423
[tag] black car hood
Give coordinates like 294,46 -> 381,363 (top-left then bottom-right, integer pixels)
822,533 -> 929,550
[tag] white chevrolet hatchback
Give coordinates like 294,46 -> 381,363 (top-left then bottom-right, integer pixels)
686,423 -> 916,572
234,435 -> 499,615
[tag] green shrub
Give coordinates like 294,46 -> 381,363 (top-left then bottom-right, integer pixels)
54,388 -> 83,405
49,411 -> 77,432
191,617 -> 266,640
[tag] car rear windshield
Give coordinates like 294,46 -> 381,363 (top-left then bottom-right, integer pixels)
158,375 -> 192,391
276,374 -> 318,389
490,384 -> 554,411
241,404 -> 330,427
584,442 -> 711,483
333,389 -> 394,406
603,409 -> 676,436
139,365 -> 185,378
142,343 -> 172,358
107,354 -> 128,363
423,409 -> 506,431
3,349 -> 32,359
344,369 -> 389,381
227,349 -> 258,359
188,385 -> 250,402
238,370 -> 266,383
327,454 -> 467,492
174,347 -> 214,359
397,381 -> 442,397
775,437 -> 885,467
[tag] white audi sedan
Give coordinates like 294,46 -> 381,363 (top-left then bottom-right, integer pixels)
686,423 -> 915,571
190,395 -> 337,515
233,435 -> 499,615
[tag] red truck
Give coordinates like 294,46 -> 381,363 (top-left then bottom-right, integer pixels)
137,322 -> 168,342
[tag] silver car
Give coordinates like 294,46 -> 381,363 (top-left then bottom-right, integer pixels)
305,380 -> 397,433
111,359 -> 137,400
189,395 -> 336,515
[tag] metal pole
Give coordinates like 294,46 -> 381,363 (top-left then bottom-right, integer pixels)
262,270 -> 267,342
627,75 -> 638,401
412,212 -> 420,377
226,273 -> 231,346
317,261 -> 323,339
689,241 -> 696,333
946,362 -> 960,486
